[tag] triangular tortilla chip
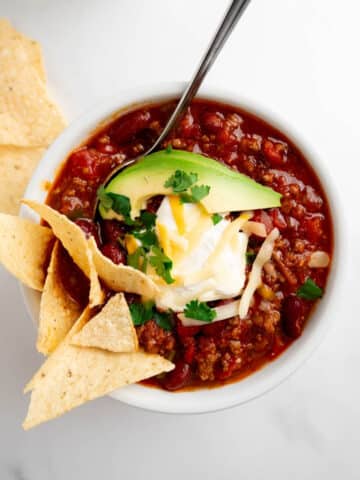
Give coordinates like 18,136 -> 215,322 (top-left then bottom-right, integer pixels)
72,293 -> 138,353
22,200 -> 104,307
0,213 -> 53,290
0,19 -> 66,146
23,311 -> 174,429
0,146 -> 45,214
37,241 -> 82,355
88,237 -> 159,298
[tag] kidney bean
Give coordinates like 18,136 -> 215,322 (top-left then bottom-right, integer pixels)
252,210 -> 273,234
101,219 -> 126,243
75,218 -> 101,246
101,242 -> 126,264
282,295 -> 306,338
110,110 -> 151,144
202,111 -> 224,133
161,360 -> 191,390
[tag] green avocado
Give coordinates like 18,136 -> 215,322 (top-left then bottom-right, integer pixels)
99,149 -> 281,219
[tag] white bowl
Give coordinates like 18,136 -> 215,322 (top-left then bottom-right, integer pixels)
20,82 -> 341,414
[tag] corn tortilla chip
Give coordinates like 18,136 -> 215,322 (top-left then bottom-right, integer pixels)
0,146 -> 45,214
88,237 -> 159,298
0,19 -> 65,146
23,313 -> 174,429
22,200 -> 104,307
72,293 -> 138,353
0,213 -> 53,290
25,307 -> 92,393
37,241 -> 82,355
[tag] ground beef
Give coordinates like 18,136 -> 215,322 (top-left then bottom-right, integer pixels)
136,320 -> 175,356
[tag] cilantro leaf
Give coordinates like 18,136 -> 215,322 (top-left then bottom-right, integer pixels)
129,301 -> 154,326
183,300 -> 216,322
180,185 -> 210,203
165,144 -> 173,154
97,186 -> 113,211
211,213 -> 222,225
127,247 -> 147,272
246,251 -> 256,264
149,246 -> 174,284
139,210 -> 157,229
164,170 -> 198,193
297,278 -> 323,300
132,229 -> 158,249
153,310 -> 173,331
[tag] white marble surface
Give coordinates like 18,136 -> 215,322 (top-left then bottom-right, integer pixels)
0,0 -> 359,478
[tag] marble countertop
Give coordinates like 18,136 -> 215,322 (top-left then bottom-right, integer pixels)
1,1 -> 359,479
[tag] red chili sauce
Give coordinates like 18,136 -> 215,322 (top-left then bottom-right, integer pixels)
47,99 -> 333,391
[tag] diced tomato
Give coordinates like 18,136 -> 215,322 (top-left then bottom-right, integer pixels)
303,214 -> 324,242
176,320 -> 201,338
263,139 -> 287,167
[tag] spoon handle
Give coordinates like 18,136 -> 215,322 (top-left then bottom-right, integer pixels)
149,0 -> 252,152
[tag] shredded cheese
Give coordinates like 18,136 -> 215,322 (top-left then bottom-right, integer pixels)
169,195 -> 185,235
239,228 -> 279,319
124,234 -> 139,255
242,221 -> 267,238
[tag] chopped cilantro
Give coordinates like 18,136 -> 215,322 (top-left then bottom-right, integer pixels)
127,247 -> 147,272
211,213 -> 222,225
139,210 -> 157,229
184,299 -> 216,322
164,170 -> 198,193
149,246 -> 174,284
153,310 -> 173,331
297,278 -> 323,300
129,301 -> 173,331
165,144 -> 173,154
132,229 -> 158,250
129,301 -> 154,326
97,186 -> 113,211
246,251 -> 256,264
180,184 -> 210,203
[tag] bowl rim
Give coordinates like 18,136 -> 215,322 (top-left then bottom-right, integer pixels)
20,81 -> 343,414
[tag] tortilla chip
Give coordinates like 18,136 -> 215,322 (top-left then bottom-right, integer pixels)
0,19 -> 66,146
22,200 -> 104,307
0,19 -> 46,83
37,241 -> 82,355
23,313 -> 174,429
88,237 -> 159,298
72,293 -> 138,353
0,213 -> 53,290
0,146 -> 45,214
25,307 -> 92,393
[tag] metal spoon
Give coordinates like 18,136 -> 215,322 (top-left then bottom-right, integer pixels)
100,0 -> 252,185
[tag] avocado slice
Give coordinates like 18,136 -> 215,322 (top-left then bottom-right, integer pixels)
99,149 -> 281,219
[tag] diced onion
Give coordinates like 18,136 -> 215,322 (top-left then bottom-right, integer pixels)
309,251 -> 330,268
239,228 -> 279,319
242,221 -> 267,238
178,300 -> 240,326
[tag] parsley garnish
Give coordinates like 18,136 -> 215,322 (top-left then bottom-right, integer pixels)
164,170 -> 198,193
211,213 -> 222,225
297,278 -> 323,300
129,301 -> 173,331
149,246 -> 174,284
183,300 -> 216,322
